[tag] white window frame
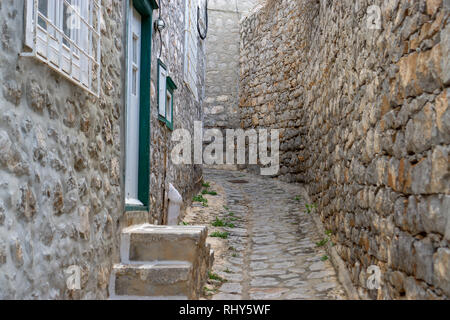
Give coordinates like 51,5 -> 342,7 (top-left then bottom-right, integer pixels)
184,0 -> 198,100
157,59 -> 176,130
23,0 -> 101,97
158,59 -> 168,119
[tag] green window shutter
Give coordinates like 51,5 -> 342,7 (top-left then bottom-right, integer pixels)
166,76 -> 177,131
157,59 -> 177,131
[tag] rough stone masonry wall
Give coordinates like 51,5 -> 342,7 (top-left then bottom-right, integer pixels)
0,0 -> 125,299
240,0 -> 450,299
149,0 -> 206,223
204,0 -> 260,130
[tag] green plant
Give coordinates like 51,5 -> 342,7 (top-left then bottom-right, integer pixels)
202,189 -> 218,196
316,238 -> 329,247
232,253 -> 238,258
325,230 -> 333,236
228,212 -> 234,216
229,246 -> 236,251
212,217 -> 226,227
179,221 -> 190,226
210,231 -> 229,239
294,196 -> 301,201
208,271 -> 226,282
193,195 -> 208,207
305,203 -> 318,214
202,181 -> 211,188
224,268 -> 232,273
226,223 -> 235,228
223,205 -> 229,210
321,255 -> 329,261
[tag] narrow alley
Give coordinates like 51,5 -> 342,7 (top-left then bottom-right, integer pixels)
184,168 -> 347,300
0,0 -> 448,303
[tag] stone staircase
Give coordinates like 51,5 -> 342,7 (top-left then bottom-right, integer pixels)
109,224 -> 214,300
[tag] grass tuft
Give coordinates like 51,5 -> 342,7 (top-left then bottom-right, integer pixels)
210,231 -> 229,239
208,271 -> 226,282
193,194 -> 208,207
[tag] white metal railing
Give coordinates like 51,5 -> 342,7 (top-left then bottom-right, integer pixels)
22,0 -> 101,97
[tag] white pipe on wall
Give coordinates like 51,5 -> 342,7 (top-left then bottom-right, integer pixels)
167,183 -> 183,225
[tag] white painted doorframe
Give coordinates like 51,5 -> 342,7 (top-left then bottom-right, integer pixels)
125,1 -> 143,206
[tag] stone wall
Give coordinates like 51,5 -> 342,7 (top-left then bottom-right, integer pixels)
240,0 -> 450,299
204,0 -> 260,130
0,0 -> 207,299
0,0 -> 125,299
149,0 -> 206,223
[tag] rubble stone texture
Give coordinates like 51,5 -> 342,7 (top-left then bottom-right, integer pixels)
0,0 -> 205,299
204,0 -> 260,130
0,0 -> 126,299
199,169 -> 346,300
239,0 -> 449,299
150,0 -> 206,223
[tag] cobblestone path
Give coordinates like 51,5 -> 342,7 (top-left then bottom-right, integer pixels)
201,169 -> 346,300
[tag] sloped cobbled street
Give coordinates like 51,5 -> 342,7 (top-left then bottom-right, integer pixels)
199,169 -> 346,300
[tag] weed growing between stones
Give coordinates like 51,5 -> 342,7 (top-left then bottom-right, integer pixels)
210,231 -> 229,239
193,195 -> 208,207
208,271 -> 227,282
202,189 -> 218,196
316,238 -> 329,247
212,217 -> 226,227
305,203 -> 317,214
202,181 -> 211,188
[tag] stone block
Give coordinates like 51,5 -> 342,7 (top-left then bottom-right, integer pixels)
441,24 -> 450,85
413,238 -> 434,284
427,0 -> 443,16
435,89 -> 450,142
433,248 -> 450,296
405,103 -> 435,154
430,146 -> 449,193
123,225 -> 208,264
112,262 -> 193,298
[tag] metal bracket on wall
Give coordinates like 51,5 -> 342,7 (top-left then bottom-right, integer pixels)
197,0 -> 208,40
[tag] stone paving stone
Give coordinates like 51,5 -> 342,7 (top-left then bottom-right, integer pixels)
250,277 -> 280,287
309,261 -> 326,271
219,283 -> 242,294
315,282 -> 337,292
204,169 -> 347,300
219,273 -> 244,282
282,278 -> 307,287
250,261 -> 268,270
212,293 -> 242,300
279,273 -> 302,280
250,254 -> 269,261
272,261 -> 296,269
249,288 -> 290,300
306,271 -> 336,280
250,269 -> 287,277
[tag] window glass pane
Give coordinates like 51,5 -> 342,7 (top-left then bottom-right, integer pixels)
38,0 -> 48,29
132,34 -> 138,64
132,67 -> 137,96
63,1 -> 71,46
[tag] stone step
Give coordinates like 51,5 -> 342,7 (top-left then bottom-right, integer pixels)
120,224 -> 208,264
111,262 -> 193,298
